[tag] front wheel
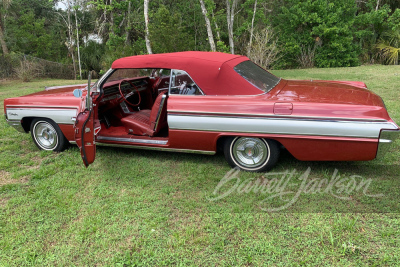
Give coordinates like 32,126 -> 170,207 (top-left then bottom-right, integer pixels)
224,137 -> 280,172
30,118 -> 68,152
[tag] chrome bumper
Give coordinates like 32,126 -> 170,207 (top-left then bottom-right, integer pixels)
376,129 -> 400,159
5,115 -> 25,133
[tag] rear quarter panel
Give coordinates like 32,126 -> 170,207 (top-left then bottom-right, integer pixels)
166,94 -> 396,161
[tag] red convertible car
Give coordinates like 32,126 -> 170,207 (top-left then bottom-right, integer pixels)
4,52 -> 399,171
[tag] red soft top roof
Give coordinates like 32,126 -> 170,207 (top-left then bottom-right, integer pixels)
111,51 -> 263,95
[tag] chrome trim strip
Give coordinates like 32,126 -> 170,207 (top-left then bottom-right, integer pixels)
6,105 -> 78,109
167,114 -> 398,139
97,68 -> 115,93
45,84 -> 87,91
154,94 -> 167,131
6,108 -> 78,125
97,135 -> 168,145
5,119 -> 25,133
69,141 -> 77,145
96,142 -> 215,155
167,110 -> 388,123
376,130 -> 400,159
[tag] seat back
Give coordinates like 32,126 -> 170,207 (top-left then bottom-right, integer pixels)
149,91 -> 168,134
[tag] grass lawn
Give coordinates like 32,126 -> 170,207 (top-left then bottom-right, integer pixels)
0,65 -> 399,266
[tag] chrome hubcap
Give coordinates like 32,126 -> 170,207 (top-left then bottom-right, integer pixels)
33,121 -> 58,150
232,137 -> 269,168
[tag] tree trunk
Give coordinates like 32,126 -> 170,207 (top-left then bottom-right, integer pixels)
199,0 -> 216,52
226,0 -> 238,54
0,18 -> 9,55
247,0 -> 257,57
212,11 -> 221,41
375,0 -> 380,11
144,0 -> 153,54
75,9 -> 82,80
66,1 -> 76,79
110,0 -> 114,34
125,1 -> 131,45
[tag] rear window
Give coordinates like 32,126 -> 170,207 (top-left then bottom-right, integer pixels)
234,61 -> 281,93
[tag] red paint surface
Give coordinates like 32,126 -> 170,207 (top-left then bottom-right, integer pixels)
169,129 -> 378,161
58,124 -> 75,141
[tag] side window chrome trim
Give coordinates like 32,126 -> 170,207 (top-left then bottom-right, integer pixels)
97,68 -> 116,94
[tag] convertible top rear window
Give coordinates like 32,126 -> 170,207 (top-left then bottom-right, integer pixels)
234,61 -> 281,93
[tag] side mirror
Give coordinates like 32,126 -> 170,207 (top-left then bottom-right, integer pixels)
73,89 -> 83,98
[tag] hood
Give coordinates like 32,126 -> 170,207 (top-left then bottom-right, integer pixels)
274,80 -> 384,107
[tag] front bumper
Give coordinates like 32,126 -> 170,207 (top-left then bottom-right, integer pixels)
4,115 -> 25,133
376,129 -> 400,159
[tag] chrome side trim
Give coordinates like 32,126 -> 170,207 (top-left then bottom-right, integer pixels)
96,142 -> 215,155
168,110 -> 388,122
45,84 -> 87,91
5,119 -> 25,133
6,108 -> 78,125
376,130 -> 400,159
6,105 -> 78,109
153,94 -> 167,131
167,114 -> 398,139
69,141 -> 77,145
97,135 -> 168,145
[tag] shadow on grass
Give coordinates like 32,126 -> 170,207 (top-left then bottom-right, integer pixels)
93,146 -> 400,213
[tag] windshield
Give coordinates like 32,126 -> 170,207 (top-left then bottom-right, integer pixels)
234,61 -> 281,93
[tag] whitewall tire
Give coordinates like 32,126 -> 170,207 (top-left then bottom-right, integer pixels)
224,137 -> 280,172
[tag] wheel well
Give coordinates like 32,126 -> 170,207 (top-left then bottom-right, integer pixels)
21,117 -> 36,132
21,117 -> 57,133
216,135 -> 285,152
216,136 -> 232,153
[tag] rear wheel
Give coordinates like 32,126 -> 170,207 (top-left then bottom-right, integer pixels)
224,137 -> 280,172
30,118 -> 68,152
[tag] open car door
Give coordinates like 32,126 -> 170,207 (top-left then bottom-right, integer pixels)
74,73 -> 96,167
74,109 -> 96,167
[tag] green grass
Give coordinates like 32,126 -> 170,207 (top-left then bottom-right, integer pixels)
0,68 -> 399,266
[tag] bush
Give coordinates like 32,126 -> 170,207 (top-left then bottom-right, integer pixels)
272,0 -> 360,69
14,60 -> 43,82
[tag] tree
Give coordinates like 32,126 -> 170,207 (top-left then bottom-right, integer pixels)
246,0 -> 257,56
144,0 -> 152,54
247,27 -> 279,69
0,0 -> 11,54
199,0 -> 216,51
226,0 -> 238,54
55,0 -> 78,78
149,5 -> 194,53
272,0 -> 360,68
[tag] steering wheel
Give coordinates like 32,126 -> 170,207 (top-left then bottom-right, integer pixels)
118,79 -> 141,107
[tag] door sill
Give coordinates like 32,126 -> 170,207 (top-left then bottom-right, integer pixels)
96,135 -> 168,145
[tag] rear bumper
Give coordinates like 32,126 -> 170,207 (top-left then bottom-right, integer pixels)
376,129 -> 400,159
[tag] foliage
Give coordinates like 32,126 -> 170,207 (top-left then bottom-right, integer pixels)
4,0 -> 66,61
376,30 -> 400,65
1,0 -> 400,74
149,5 -> 195,53
353,1 -> 400,64
80,40 -> 105,75
272,0 -> 360,69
